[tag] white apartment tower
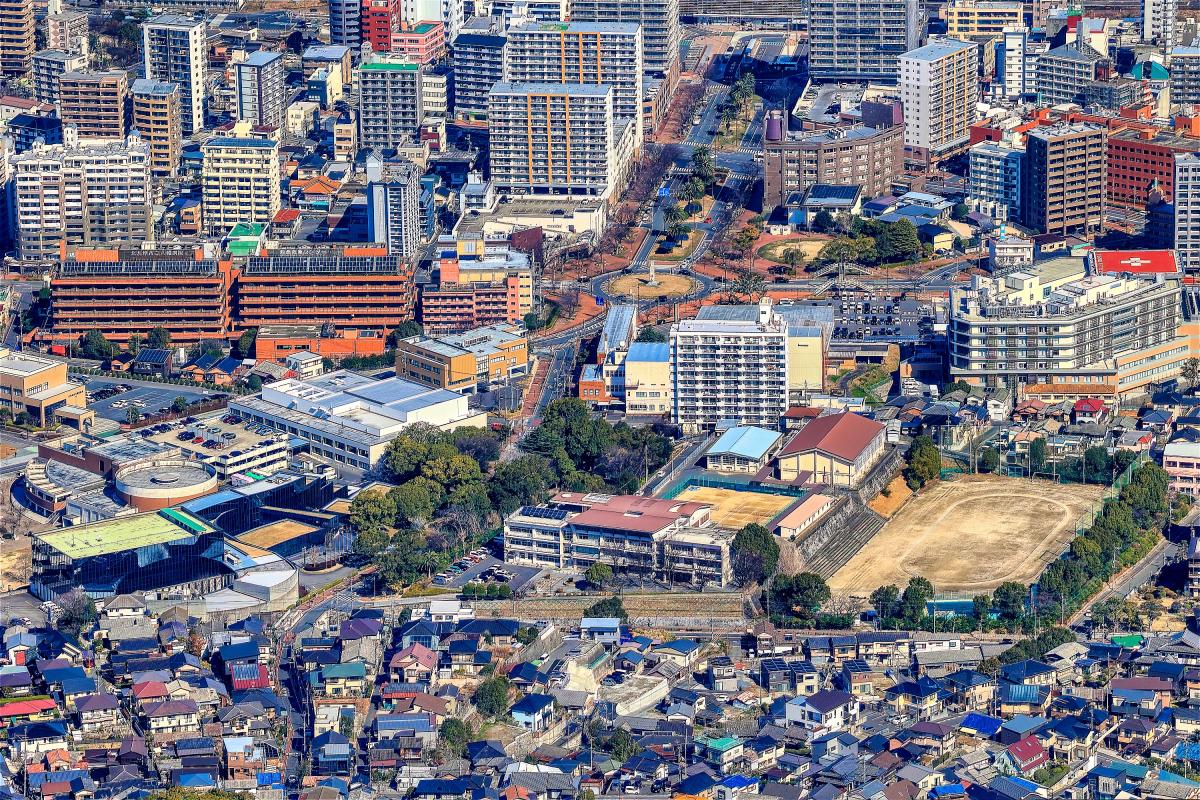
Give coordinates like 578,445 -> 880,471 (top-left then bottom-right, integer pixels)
900,37 -> 979,164
143,14 -> 206,135
201,128 -> 281,234
808,0 -> 921,83
1176,152 -> 1200,274
235,50 -> 287,128
487,82 -> 618,197
11,132 -> 151,262
1144,0 -> 1177,49
366,157 -> 422,261
670,299 -> 789,433
568,0 -> 680,77
356,54 -> 424,151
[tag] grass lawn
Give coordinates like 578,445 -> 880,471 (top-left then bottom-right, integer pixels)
758,238 -> 828,265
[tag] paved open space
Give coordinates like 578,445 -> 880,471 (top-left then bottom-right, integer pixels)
829,474 -> 1107,596
674,485 -> 800,529
85,379 -> 211,423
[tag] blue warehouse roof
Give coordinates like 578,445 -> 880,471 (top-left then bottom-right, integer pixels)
707,426 -> 782,461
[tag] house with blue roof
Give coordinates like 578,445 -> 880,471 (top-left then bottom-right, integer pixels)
704,426 -> 783,473
654,639 -> 703,668
580,618 -> 621,646
511,693 -> 556,732
997,683 -> 1051,716
959,712 -> 1003,738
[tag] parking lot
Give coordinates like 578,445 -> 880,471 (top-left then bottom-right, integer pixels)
440,554 -> 543,592
86,379 -> 212,423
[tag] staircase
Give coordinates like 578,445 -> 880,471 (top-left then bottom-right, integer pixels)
802,508 -> 887,579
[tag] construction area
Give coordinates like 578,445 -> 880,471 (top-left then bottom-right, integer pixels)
828,474 -> 1108,596
673,485 -> 800,530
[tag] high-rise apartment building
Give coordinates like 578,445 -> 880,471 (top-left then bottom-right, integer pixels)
1172,47 -> 1200,105
143,14 -> 206,135
31,49 -> 86,107
57,71 -> 128,139
1034,43 -> 1101,105
568,0 -> 679,78
944,0 -> 1022,37
12,132 -> 151,262
235,50 -> 286,128
362,0 -> 401,51
1000,27 -> 1029,98
366,158 -> 421,261
899,38 -> 978,164
488,82 -> 617,197
968,142 -> 1023,221
329,0 -> 361,47
131,79 -> 183,180
0,0 -> 35,76
356,54 -> 423,151
1020,124 -> 1106,236
46,10 -> 87,54
201,129 -> 281,234
807,0 -> 919,83
1144,0 -> 1176,49
505,20 -> 643,145
670,300 -> 789,433
452,15 -> 507,122
1175,153 -> 1200,274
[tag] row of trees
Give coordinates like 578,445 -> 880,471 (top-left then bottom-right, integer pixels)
817,218 -> 923,267
80,325 -> 262,363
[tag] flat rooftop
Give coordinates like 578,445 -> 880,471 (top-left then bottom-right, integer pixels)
237,519 -> 319,549
37,508 -> 212,559
0,351 -> 59,378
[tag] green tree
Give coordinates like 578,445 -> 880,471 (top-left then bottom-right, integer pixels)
978,657 -> 1002,676
246,374 -> 263,392
489,454 -> 556,515
635,325 -> 667,343
869,584 -> 900,618
951,203 -> 971,222
474,676 -> 511,718
80,330 -> 115,361
349,489 -> 396,538
904,435 -> 941,490
235,328 -> 257,358
773,572 -> 831,619
171,396 -> 188,414
691,147 -> 716,184
421,453 -> 483,495
585,562 -> 614,587
899,576 -> 934,622
146,326 -> 171,350
125,406 -> 142,426
439,718 -> 472,757
811,210 -> 836,233
944,380 -> 973,395
605,728 -> 641,761
732,522 -> 779,585
1029,437 -> 1047,475
585,596 -> 627,621
387,320 -> 423,348
979,447 -> 1000,474
127,333 -> 142,355
782,247 -> 804,272
972,594 -> 992,621
883,219 -> 922,261
993,581 -> 1027,620
390,478 -> 440,528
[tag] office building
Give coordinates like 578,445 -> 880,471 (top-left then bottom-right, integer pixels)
362,0 -> 401,51
670,299 -> 789,433
131,79 -> 183,179
230,371 -> 487,470
1144,0 -> 1176,49
366,158 -> 421,261
329,0 -> 361,46
968,142 -> 1023,221
807,0 -> 919,83
761,109 -> 903,211
201,129 -> 281,234
1108,125 -> 1200,208
357,54 -> 423,151
1034,43 -> 1102,105
57,71 -> 128,139
1020,124 -> 1106,237
31,49 -> 85,107
47,246 -> 235,347
235,50 -> 286,128
143,14 -> 206,135
235,246 -> 416,338
0,347 -> 86,427
624,341 -> 671,415
505,20 -> 644,144
396,323 -> 528,393
948,256 -> 1185,398
488,82 -> 619,198
945,0 -> 1022,37
0,0 -> 34,76
504,493 -> 733,586
1175,153 -> 1200,274
900,38 -> 978,164
12,133 -> 151,262
452,16 -> 507,123
568,0 -> 680,78
419,242 -> 534,334
46,10 -> 87,54
302,44 -> 353,87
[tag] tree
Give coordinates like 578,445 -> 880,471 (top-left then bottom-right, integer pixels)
869,584 -> 900,619
146,326 -> 171,350
57,589 -> 97,636
349,489 -> 396,538
732,269 -> 766,302
474,676 -> 510,718
664,202 -> 688,227
421,453 -> 483,495
171,396 -> 188,414
666,221 -> 691,243
904,435 -> 941,490
811,210 -> 836,233
489,454 -> 556,515
732,523 -> 779,585
691,147 -> 716,184
979,447 -> 1000,474
1183,357 -> 1200,387
246,375 -> 263,392
782,247 -> 804,272
773,572 -> 831,619
944,380 -> 973,395
127,333 -> 142,355
636,325 -> 667,343
978,657 -> 1002,677
605,728 -> 641,761
899,576 -> 934,622
951,203 -> 971,222
585,562 -> 614,587
390,478 -> 439,528
1029,437 -> 1047,475
993,581 -> 1027,621
439,718 -> 471,758
972,594 -> 992,621
235,328 -> 257,358
80,330 -> 115,361
681,176 -> 706,206
585,596 -> 628,622
883,219 -> 922,261
125,406 -> 142,426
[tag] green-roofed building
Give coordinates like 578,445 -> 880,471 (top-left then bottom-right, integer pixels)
357,53 -> 423,151
31,509 -> 234,601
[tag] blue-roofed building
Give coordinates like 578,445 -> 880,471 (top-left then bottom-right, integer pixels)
623,340 -> 671,416
704,426 -> 784,473
510,693 -> 555,731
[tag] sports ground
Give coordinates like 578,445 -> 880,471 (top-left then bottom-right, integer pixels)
673,485 -> 798,529
828,474 -> 1107,595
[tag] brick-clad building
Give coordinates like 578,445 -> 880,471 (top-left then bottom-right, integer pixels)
1108,124 -> 1200,207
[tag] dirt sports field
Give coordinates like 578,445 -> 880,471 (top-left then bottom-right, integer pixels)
829,475 -> 1107,595
673,486 -> 798,530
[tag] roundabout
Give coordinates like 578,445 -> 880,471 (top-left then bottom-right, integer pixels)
604,271 -> 701,300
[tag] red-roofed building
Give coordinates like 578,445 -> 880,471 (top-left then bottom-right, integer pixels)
0,697 -> 56,722
1093,250 -> 1179,275
1073,397 -> 1107,423
782,406 -> 824,430
1000,737 -> 1049,775
775,412 -> 887,487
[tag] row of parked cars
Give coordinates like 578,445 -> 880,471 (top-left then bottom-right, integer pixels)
432,548 -> 491,586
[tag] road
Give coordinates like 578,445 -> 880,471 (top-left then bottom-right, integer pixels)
1071,538 -> 1177,627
